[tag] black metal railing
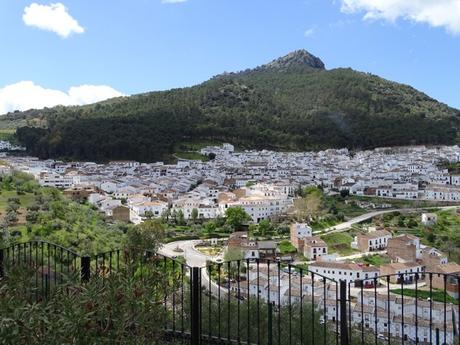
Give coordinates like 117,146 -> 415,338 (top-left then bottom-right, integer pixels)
1,241 -> 460,345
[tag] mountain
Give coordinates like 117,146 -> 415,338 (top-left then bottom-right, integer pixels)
4,49 -> 459,162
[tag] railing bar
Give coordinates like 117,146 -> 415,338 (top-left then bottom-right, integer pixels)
52,245 -> 56,287
181,263 -> 184,338
335,279 -> 338,345
228,261 -> 231,344
387,276 -> 391,345
247,259 -> 250,345
299,266 -> 303,345
41,242 -> 44,298
237,260 -> 241,344
323,277 -> 327,345
47,243 -> 50,297
257,259 -> 260,345
415,273 -> 418,345
35,243 -> 38,302
348,281 -> 352,345
173,259 -> 176,334
288,264 -> 292,345
443,275 -> 447,345
375,277 -> 378,345
401,274 -> 405,345
218,263 -> 221,341
208,263 -> 212,340
312,271 -> 315,345
277,261 -> 281,345
163,256 -> 167,330
268,260 -> 272,345
361,282 -> 364,345
199,268 -> 203,344
59,247 -> 63,284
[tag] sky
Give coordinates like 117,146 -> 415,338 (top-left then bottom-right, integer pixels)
0,0 -> 459,114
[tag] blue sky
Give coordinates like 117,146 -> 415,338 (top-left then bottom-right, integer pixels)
0,0 -> 459,114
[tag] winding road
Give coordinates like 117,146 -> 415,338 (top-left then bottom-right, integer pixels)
314,204 -> 460,235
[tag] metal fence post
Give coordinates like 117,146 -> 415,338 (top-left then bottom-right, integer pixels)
81,256 -> 90,282
268,302 -> 273,345
340,280 -> 349,345
191,267 -> 201,345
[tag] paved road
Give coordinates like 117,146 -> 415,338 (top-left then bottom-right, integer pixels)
313,205 -> 460,235
159,240 -> 229,296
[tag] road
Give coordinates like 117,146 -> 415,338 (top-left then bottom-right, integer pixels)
313,205 -> 460,235
159,205 -> 459,297
159,240 -> 229,297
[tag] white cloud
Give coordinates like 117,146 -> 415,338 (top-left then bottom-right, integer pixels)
161,0 -> 188,3
304,27 -> 316,37
0,81 -> 124,115
23,3 -> 84,38
339,0 -> 460,35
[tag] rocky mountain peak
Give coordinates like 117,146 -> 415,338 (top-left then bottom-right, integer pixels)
261,49 -> 325,71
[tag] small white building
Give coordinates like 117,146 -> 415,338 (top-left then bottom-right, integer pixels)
421,213 -> 437,226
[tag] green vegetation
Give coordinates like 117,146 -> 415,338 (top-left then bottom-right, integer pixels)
196,245 -> 222,256
278,240 -> 297,254
0,129 -> 17,143
438,160 -> 460,174
350,195 -> 453,209
0,222 -> 171,345
391,288 -> 458,305
293,187 -> 366,231
174,151 -> 209,161
355,254 -> 391,266
0,173 -> 125,254
5,50 -> 458,162
321,232 -> 358,256
225,206 -> 251,230
375,209 -> 460,263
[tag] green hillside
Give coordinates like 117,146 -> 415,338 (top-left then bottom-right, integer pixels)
2,50 -> 459,162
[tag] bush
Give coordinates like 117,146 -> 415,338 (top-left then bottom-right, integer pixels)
0,261 -> 170,344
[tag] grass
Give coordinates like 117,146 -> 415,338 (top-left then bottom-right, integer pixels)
0,129 -> 16,142
0,189 -> 36,228
173,151 -> 209,162
321,232 -> 359,256
173,140 -> 222,152
0,190 -> 35,211
379,209 -> 460,263
391,288 -> 458,305
324,195 -> 367,218
350,195 -> 458,209
355,254 -> 391,266
196,246 -> 223,256
278,240 -> 297,255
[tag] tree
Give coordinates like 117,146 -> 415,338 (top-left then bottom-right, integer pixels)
5,210 -> 18,225
293,188 -> 324,222
191,208 -> 199,223
340,189 -> 350,198
125,219 -> 165,259
258,219 -> 273,237
224,248 -> 244,262
225,207 -> 251,230
160,209 -> 170,223
176,209 -> 185,226
203,221 -> 216,235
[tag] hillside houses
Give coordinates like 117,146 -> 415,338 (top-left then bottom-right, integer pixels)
5,145 -> 460,226
354,230 -> 392,252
